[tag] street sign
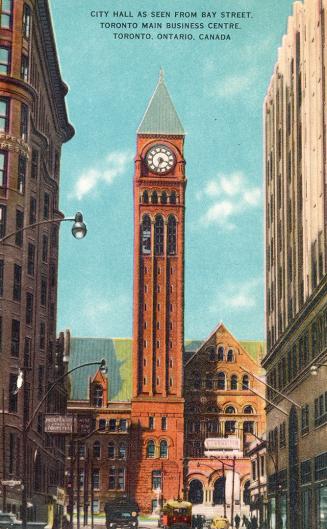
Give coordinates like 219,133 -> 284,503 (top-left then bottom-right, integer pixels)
204,437 -> 241,450
1,480 -> 22,487
44,415 -> 73,434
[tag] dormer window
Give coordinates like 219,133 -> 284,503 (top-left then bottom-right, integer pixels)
92,383 -> 103,407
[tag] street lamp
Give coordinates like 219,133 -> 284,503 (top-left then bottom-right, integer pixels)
19,359 -> 107,529
310,363 -> 327,376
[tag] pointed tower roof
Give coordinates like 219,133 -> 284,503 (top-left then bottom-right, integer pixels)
137,69 -> 184,135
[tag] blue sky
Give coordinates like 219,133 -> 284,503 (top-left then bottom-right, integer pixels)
51,0 -> 294,341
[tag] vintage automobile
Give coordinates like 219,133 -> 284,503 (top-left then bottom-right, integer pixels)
104,499 -> 139,529
210,515 -> 230,529
159,500 -> 192,529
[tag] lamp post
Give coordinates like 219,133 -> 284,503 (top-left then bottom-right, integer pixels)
20,359 -> 107,529
310,362 -> 327,376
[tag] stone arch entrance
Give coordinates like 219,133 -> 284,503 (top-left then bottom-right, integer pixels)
189,479 -> 204,504
213,477 -> 225,505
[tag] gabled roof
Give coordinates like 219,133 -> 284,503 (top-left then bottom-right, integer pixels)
137,70 -> 184,136
68,333 -> 265,402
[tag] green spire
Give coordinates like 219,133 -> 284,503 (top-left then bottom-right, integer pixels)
137,70 -> 184,135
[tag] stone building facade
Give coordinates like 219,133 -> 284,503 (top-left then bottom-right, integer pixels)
263,1 -> 327,528
0,0 -> 73,522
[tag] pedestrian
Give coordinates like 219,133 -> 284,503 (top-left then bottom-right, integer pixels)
242,515 -> 248,527
235,514 -> 241,528
252,516 -> 258,529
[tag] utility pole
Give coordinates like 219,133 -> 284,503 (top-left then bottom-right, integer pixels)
230,456 -> 236,528
2,388 -> 6,513
83,448 -> 89,526
90,458 -> 94,529
222,463 -> 226,519
77,441 -> 81,529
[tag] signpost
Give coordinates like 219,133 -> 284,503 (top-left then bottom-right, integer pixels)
44,415 -> 73,434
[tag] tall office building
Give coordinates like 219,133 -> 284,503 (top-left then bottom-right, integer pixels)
263,1 -> 327,528
0,0 -> 73,522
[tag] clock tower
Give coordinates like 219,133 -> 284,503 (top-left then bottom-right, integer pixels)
130,71 -> 186,511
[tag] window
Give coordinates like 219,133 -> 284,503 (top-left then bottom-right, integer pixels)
39,322 -> 45,350
152,470 -> 162,490
29,196 -> 36,224
170,191 -> 176,204
206,374 -> 213,389
17,155 -> 26,194
225,406 -> 236,414
31,150 -> 38,179
109,419 -> 116,431
8,374 -> 18,412
231,375 -> 238,390
154,216 -> 164,255
1,0 -> 13,28
141,215 -> 151,255
225,421 -> 236,434
108,467 -> 116,490
118,444 -> 126,459
13,264 -> 22,301
42,235 -> 48,262
244,405 -> 254,414
43,193 -> 50,219
167,216 -> 177,255
0,46 -> 10,74
217,372 -> 226,390
252,461 -> 257,480
117,468 -> 125,490
301,404 -> 309,435
15,210 -> 24,246
92,469 -> 100,490
108,467 -> 125,490
0,151 -> 7,186
20,54 -> 29,82
0,259 -> 3,296
37,366 -> 44,399
242,375 -> 250,390
151,191 -> 158,204
22,4 -> 31,38
227,349 -> 234,362
24,338 -> 31,368
161,191 -> 167,204
146,440 -> 155,458
217,347 -> 224,361
27,244 -> 35,276
92,384 -> 103,408
11,319 -> 20,356
160,440 -> 168,458
40,277 -> 47,306
142,190 -> 149,203
0,98 -> 9,132
149,416 -> 154,430
20,103 -> 28,141
119,419 -> 127,431
98,419 -> 106,431
108,442 -> 115,459
93,441 -> 101,458
161,417 -> 167,431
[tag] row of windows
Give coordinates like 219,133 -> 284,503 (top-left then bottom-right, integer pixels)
141,215 -> 177,256
141,190 -> 177,205
185,404 -> 255,414
187,420 -> 255,435
146,439 -> 168,458
0,195 -> 53,241
190,372 -> 250,391
0,2 -> 31,37
97,418 -> 128,431
0,262 -> 49,310
68,441 -> 127,460
68,467 -> 126,491
8,318 -> 51,357
251,455 -> 265,481
267,308 -> 327,395
206,346 -> 235,362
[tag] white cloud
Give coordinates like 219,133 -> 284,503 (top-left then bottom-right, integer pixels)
198,171 -> 261,229
211,73 -> 253,99
209,277 -> 262,313
71,149 -> 133,200
80,288 -> 130,336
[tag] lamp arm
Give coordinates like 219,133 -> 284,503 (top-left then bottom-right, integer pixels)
0,217 -> 74,245
24,360 -> 103,432
244,384 -> 289,416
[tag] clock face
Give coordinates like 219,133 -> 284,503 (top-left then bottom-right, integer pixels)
145,145 -> 176,174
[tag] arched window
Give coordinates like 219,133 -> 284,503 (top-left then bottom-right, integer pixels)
242,375 -> 250,390
118,443 -> 126,459
208,347 -> 216,361
154,216 -> 164,255
108,441 -> 115,459
143,191 -> 149,204
141,215 -> 151,255
193,372 -> 201,390
231,375 -> 238,390
160,440 -> 168,458
206,374 -> 214,390
161,192 -> 167,204
92,384 -> 103,407
167,216 -> 177,255
217,372 -> 226,390
227,349 -> 234,362
207,406 -> 218,413
244,405 -> 254,414
146,440 -> 155,458
93,441 -> 101,458
151,191 -> 158,204
217,347 -> 224,361
225,406 -> 236,414
170,191 -> 176,204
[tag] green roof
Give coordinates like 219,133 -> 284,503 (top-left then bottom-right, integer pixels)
69,337 -> 265,402
137,71 -> 184,135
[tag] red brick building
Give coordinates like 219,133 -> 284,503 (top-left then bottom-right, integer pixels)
0,0 -> 73,522
65,75 -> 266,518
